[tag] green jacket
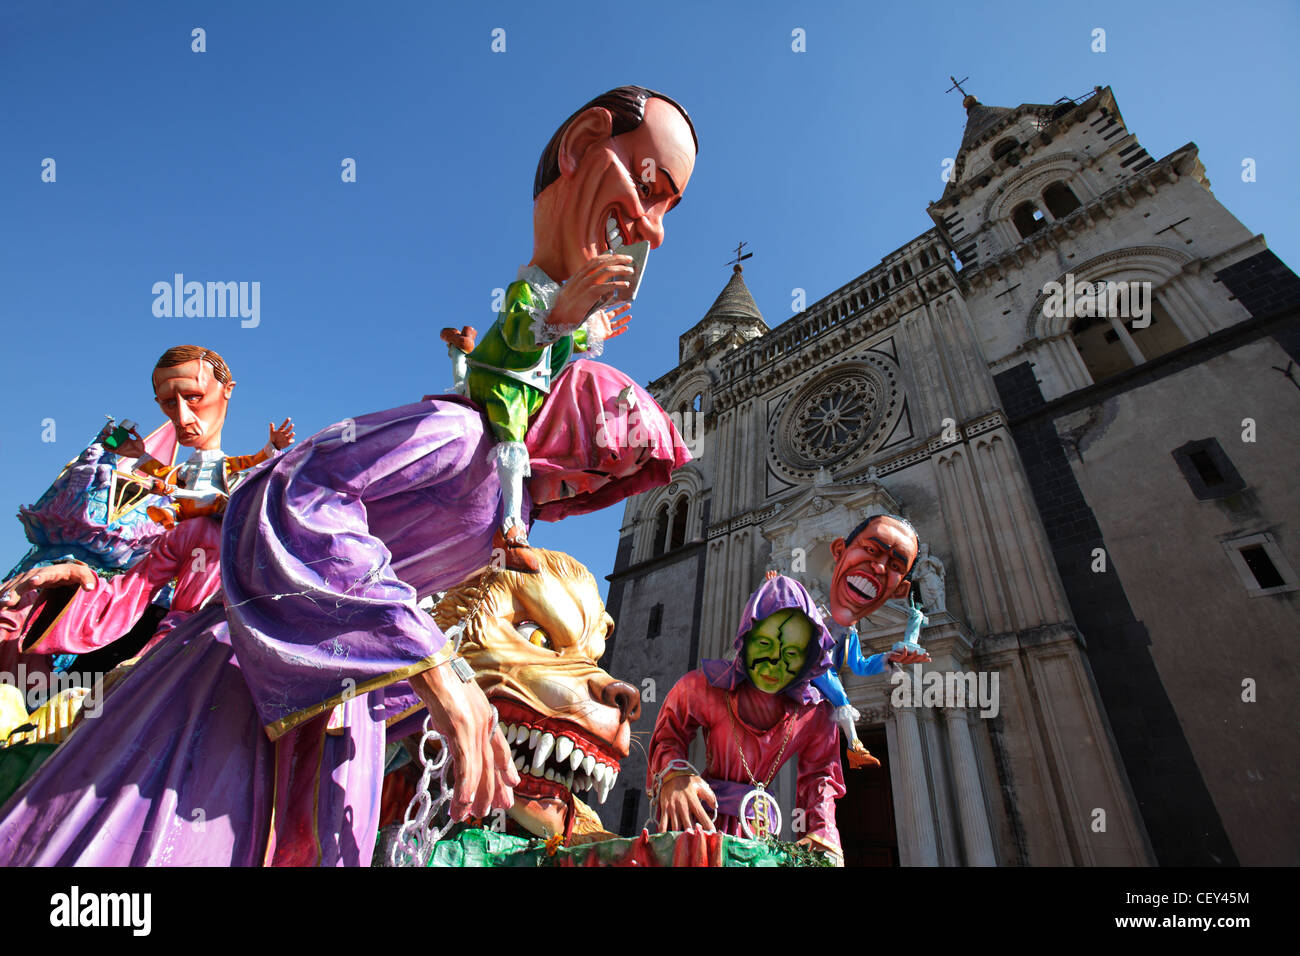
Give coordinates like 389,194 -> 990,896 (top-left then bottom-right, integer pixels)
466,265 -> 589,394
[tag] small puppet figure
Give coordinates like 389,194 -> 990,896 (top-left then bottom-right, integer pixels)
443,86 -> 697,573
813,513 -> 932,769
111,345 -> 294,529
647,573 -> 847,864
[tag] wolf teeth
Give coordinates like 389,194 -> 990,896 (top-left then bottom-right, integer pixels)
504,722 -> 619,796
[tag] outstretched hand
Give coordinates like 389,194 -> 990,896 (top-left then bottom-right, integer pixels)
586,302 -> 632,344
269,418 -> 295,450
0,563 -> 98,610
887,644 -> 932,666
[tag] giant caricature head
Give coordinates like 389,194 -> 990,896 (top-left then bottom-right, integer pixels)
150,345 -> 234,451
435,549 -> 640,841
743,608 -> 815,695
827,514 -> 920,628
531,86 -> 698,283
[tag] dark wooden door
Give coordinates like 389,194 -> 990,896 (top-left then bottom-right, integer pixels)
837,728 -> 899,866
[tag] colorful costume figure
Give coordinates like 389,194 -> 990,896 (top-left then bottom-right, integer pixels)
444,85 -> 698,572
0,367 -> 688,865
462,266 -> 606,564
21,517 -> 222,662
0,423 -> 175,679
817,512 -> 931,768
0,345 -> 290,678
647,574 -> 847,862
0,86 -> 699,866
812,600 -> 930,769
134,442 -> 280,528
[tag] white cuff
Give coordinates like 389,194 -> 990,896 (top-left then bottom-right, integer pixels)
582,316 -> 607,357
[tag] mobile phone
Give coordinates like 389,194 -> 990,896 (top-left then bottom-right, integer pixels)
103,419 -> 138,450
620,240 -> 650,301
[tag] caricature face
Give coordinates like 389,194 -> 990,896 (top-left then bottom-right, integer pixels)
438,551 -> 639,840
542,96 -> 696,281
828,517 -> 918,627
152,359 -> 233,451
743,609 -> 813,695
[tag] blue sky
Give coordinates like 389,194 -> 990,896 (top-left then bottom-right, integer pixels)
2,0 -> 1297,596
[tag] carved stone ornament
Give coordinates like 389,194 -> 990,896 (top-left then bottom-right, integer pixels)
769,355 -> 903,479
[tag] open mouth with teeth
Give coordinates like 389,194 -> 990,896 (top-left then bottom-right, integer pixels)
494,699 -> 623,809
845,573 -> 880,604
604,211 -> 628,253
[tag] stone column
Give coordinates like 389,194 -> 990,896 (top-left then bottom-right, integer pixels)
1106,314 -> 1146,367
919,707 -> 958,865
944,706 -> 998,866
892,699 -> 939,866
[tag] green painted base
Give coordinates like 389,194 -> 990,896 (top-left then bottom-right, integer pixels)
0,743 -> 58,806
427,826 -> 834,867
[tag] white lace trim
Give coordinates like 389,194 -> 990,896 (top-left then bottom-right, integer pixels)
517,264 -> 573,346
491,440 -> 531,477
582,315 -> 607,357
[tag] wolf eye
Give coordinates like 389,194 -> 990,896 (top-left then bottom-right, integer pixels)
514,621 -> 553,650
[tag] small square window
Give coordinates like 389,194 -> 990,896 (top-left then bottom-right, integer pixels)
1222,533 -> 1299,597
1240,546 -> 1285,589
647,603 -> 663,640
1172,439 -> 1246,500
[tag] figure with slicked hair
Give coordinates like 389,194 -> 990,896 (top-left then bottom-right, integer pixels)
444,86 -> 699,573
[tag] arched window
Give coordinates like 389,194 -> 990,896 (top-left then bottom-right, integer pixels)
1071,314 -> 1132,383
652,503 -> 670,557
1012,201 -> 1046,239
1042,181 -> 1082,218
991,138 -> 1018,162
1070,292 -> 1187,383
669,497 -> 689,550
692,392 -> 703,413
1129,295 -> 1187,361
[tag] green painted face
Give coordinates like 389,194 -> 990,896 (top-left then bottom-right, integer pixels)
743,609 -> 814,695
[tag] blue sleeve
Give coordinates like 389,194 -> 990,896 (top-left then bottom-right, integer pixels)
843,627 -> 889,676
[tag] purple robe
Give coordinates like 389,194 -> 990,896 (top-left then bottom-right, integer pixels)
0,397 -> 507,866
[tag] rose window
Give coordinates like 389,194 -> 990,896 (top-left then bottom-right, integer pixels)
792,383 -> 872,459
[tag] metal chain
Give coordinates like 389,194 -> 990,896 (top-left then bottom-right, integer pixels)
391,570 -> 502,867
726,698 -> 793,840
646,757 -> 717,831
389,706 -> 499,867
727,696 -> 794,790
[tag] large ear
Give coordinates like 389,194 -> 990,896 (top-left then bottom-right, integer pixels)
830,537 -> 846,561
892,579 -> 912,601
558,107 -> 615,178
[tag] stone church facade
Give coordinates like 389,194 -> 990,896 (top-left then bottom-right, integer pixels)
597,85 -> 1300,866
